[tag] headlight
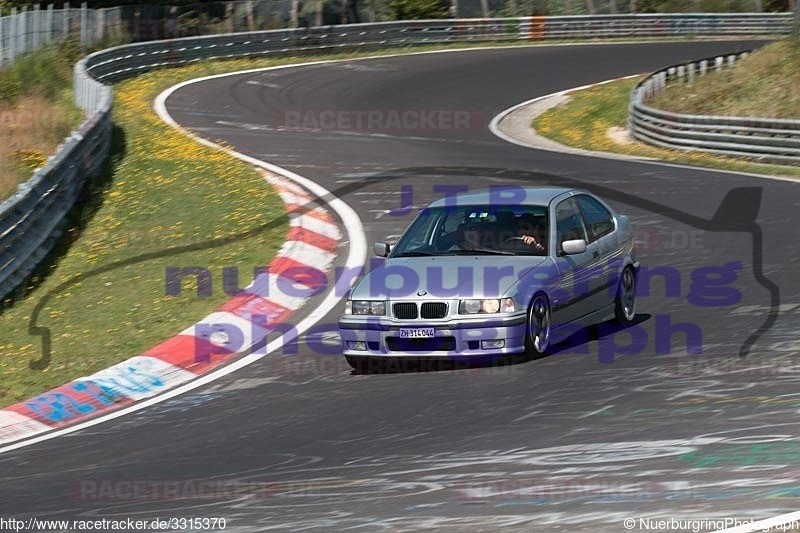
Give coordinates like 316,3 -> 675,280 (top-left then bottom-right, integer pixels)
345,300 -> 386,315
459,298 -> 516,314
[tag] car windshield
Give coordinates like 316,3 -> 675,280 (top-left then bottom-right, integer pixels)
391,204 -> 549,257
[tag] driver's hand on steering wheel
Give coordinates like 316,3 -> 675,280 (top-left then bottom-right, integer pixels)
520,235 -> 544,250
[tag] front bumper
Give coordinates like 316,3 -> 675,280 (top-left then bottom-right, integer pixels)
338,313 -> 527,357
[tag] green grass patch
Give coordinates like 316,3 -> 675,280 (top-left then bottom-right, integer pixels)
0,61 -> 293,407
0,40 -> 82,105
534,76 -> 800,178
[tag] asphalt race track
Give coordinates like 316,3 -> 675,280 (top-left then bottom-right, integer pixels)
2,41 -> 800,532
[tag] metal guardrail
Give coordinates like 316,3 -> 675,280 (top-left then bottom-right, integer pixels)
0,14 -> 795,302
81,15 -> 793,82
0,90 -> 112,302
629,51 -> 800,163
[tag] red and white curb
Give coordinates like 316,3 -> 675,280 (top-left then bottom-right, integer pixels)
0,171 -> 343,446
0,63 -> 369,453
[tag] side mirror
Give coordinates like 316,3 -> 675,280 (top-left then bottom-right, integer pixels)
561,239 -> 587,255
373,242 -> 390,257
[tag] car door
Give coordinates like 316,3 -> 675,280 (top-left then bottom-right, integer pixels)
552,197 -> 596,326
575,194 -> 620,311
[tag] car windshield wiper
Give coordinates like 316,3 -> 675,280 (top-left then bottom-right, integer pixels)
393,251 -> 438,257
448,248 -> 515,256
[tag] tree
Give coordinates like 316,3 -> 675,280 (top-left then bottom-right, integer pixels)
387,0 -> 449,19
0,0 -> 31,13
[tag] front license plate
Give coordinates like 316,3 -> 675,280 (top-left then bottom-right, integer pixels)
399,328 -> 435,339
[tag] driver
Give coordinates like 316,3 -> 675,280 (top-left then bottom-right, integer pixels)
462,223 -> 486,249
515,214 -> 545,251
451,223 -> 486,250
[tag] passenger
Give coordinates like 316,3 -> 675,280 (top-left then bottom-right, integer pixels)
462,224 -> 485,249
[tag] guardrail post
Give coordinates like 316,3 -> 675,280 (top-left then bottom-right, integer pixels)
32,5 -> 40,50
0,15 -> 5,66
96,7 -> 104,42
63,3 -> 70,39
46,4 -> 53,42
80,2 -> 87,48
687,62 -> 695,84
16,7 -> 25,59
290,0 -> 298,28
9,8 -> 16,61
246,1 -> 254,32
715,55 -> 723,72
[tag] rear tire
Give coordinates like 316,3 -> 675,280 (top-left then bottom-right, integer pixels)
525,293 -> 551,359
614,265 -> 636,323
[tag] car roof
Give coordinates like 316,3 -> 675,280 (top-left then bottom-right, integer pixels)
426,186 -> 578,208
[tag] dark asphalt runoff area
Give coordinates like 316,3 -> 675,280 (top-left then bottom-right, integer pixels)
2,41 -> 800,532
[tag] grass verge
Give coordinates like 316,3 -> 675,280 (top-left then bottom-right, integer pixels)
0,60 -> 294,407
533,74 -> 800,178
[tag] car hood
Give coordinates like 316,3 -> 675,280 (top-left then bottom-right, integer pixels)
349,255 -> 552,300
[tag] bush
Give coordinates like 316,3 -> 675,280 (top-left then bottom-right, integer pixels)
0,74 -> 22,105
6,41 -> 80,101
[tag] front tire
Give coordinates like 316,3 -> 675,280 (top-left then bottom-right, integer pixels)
525,293 -> 551,358
614,265 -> 637,323
345,355 -> 386,374
345,355 -> 367,372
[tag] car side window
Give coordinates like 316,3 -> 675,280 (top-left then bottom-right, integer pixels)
555,198 -> 588,250
576,195 -> 615,243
